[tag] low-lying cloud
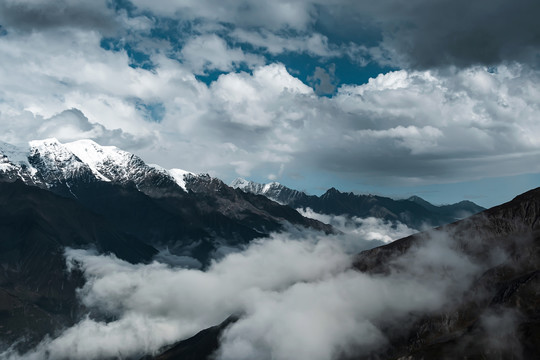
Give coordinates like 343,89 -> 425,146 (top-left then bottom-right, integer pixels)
2,223 -> 500,360
297,207 -> 416,245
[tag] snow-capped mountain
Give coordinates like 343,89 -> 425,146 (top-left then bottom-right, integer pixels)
0,138 -> 196,195
230,178 -> 306,204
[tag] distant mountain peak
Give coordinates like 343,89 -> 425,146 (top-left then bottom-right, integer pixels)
231,178 -> 486,229
230,177 -> 250,189
230,178 -> 305,205
324,187 -> 341,195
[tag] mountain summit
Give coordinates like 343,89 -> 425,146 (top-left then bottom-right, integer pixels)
1,138 -> 195,196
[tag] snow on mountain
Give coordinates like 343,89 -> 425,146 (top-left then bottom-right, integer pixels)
0,141 -> 31,172
0,141 -> 30,167
64,139 -> 145,184
0,138 -> 196,194
230,178 -> 306,204
28,138 -> 109,191
168,168 -> 194,191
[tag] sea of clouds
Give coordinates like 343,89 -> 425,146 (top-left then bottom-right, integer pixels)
2,212 -> 506,360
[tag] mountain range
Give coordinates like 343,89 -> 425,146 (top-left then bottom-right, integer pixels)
0,138 -> 535,359
0,138 -> 331,349
231,178 -> 485,229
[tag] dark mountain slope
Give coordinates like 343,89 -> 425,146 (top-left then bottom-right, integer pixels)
40,177 -> 332,265
1,139 -> 333,264
353,187 -> 540,359
0,180 -> 158,349
292,187 -> 486,229
142,317 -> 238,360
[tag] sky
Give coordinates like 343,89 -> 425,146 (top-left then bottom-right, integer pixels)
1,0 -> 540,207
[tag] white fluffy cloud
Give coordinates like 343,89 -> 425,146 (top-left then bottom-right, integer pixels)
231,29 -> 339,57
297,208 -> 416,245
180,34 -> 264,74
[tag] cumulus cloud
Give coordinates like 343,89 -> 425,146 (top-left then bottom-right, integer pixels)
180,34 -> 263,75
231,29 -> 339,58
2,224 -> 498,360
32,109 -> 150,149
3,0 -> 540,71
128,0 -> 317,31
125,0 -> 540,69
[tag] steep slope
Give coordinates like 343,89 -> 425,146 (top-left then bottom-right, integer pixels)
0,140 -> 335,354
0,180 -> 158,349
64,139 -> 186,197
143,317 -> 238,360
0,139 -> 333,264
185,174 -> 331,235
353,187 -> 540,359
231,179 -> 485,229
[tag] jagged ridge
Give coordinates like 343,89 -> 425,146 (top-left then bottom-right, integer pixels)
231,178 -> 486,229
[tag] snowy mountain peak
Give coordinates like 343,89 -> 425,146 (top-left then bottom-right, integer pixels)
30,138 -> 76,161
231,178 -> 285,194
0,141 -> 30,166
0,138 -> 197,195
169,168 -> 195,191
230,178 -> 305,204
29,137 -> 61,147
63,140 -> 196,193
263,181 -> 281,192
64,139 -> 137,182
230,177 -> 251,189
65,139 -> 131,169
26,138 -> 100,188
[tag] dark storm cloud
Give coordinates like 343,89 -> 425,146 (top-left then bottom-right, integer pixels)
320,0 -> 540,69
0,0 -> 116,32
